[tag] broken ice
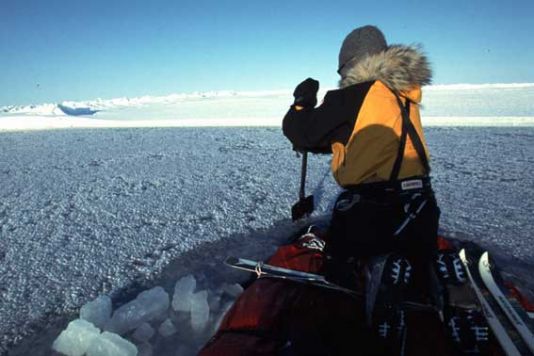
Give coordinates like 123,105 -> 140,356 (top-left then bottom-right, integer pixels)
190,290 -> 210,332
106,286 -> 169,335
86,331 -> 137,356
137,342 -> 153,356
172,275 -> 196,312
52,319 -> 100,356
158,318 -> 177,337
132,322 -> 155,343
80,295 -> 112,329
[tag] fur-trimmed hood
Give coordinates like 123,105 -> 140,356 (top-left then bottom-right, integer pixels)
339,45 -> 432,94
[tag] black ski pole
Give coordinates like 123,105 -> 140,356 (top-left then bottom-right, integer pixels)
291,151 -> 314,221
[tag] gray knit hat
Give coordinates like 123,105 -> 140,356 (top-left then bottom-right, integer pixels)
338,25 -> 387,72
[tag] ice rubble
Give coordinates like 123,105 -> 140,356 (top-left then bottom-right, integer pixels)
80,296 -> 112,329
158,319 -> 177,337
52,274 -> 244,355
106,287 -> 170,335
172,275 -> 196,312
131,323 -> 155,343
52,319 -> 100,356
190,290 -> 210,333
86,332 -> 137,356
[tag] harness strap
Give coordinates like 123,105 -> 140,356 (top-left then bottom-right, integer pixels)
389,100 -> 409,182
389,94 -> 431,182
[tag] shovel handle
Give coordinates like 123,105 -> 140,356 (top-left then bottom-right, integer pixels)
299,152 -> 308,199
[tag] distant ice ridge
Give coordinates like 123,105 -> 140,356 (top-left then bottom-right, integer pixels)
2,83 -> 532,117
52,274 -> 244,356
1,83 -> 533,130
0,90 -> 292,118
1,102 -> 101,117
1,103 -> 65,116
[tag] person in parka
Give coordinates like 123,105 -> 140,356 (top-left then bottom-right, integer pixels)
282,25 -> 440,285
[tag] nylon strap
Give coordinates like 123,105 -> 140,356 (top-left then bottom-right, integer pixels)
389,94 -> 430,182
389,100 -> 409,181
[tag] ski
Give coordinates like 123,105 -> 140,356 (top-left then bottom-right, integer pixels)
459,249 -> 527,355
225,256 -> 361,296
479,251 -> 534,353
225,256 -> 439,314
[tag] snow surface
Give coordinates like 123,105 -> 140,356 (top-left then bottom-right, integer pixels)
1,85 -> 534,354
1,126 -> 533,355
0,127 -> 336,355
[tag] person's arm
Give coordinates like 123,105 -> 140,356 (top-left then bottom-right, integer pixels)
282,79 -> 365,153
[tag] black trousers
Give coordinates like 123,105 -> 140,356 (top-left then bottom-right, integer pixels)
326,183 -> 440,264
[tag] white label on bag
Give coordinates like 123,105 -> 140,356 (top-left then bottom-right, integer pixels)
401,179 -> 423,190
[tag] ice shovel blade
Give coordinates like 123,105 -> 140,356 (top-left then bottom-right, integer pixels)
291,195 -> 314,221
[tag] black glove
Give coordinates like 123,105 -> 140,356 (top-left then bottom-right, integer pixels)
293,78 -> 319,108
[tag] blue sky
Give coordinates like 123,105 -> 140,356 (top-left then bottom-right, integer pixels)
1,0 -> 533,106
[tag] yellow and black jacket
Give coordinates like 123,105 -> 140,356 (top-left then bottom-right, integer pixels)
283,45 -> 433,188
